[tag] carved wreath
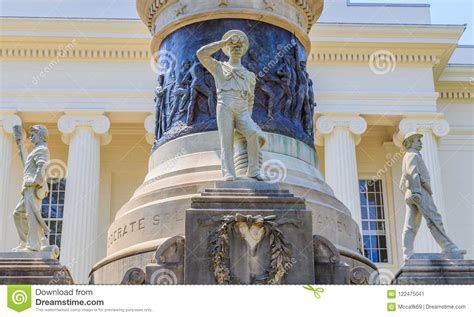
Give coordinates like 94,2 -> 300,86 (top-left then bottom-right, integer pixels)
208,213 -> 297,284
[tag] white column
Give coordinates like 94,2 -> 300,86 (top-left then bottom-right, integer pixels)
58,114 -> 111,283
144,114 -> 156,145
0,114 -> 21,250
315,114 -> 367,230
394,116 -> 450,253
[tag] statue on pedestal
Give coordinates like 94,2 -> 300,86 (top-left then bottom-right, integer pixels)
400,132 -> 461,260
11,125 -> 52,252
197,30 -> 266,181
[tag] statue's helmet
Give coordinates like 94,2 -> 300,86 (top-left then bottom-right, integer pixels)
30,125 -> 48,142
402,132 -> 423,149
222,29 -> 249,57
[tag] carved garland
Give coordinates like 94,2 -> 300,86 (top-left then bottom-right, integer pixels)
208,213 -> 296,284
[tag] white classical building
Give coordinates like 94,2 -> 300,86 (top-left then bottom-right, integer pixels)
1,0 -> 473,283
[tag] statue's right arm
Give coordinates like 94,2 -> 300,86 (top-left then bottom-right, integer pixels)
196,40 -> 227,76
16,143 -> 28,167
13,135 -> 27,167
12,126 -> 26,166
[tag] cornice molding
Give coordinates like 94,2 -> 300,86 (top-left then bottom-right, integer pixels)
438,90 -> 473,100
311,22 -> 466,42
308,51 -> 440,65
0,17 -> 151,61
309,23 -> 464,78
0,18 -> 148,38
0,45 -> 150,61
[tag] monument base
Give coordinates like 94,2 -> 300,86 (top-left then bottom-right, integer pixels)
0,252 -> 74,285
185,180 -> 315,284
394,253 -> 474,285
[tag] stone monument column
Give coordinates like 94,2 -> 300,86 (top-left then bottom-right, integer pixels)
89,0 -> 379,284
394,116 -> 450,253
0,114 -> 22,250
58,113 -> 111,283
315,114 -> 367,230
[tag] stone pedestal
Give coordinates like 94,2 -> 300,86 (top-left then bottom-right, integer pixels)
185,180 -> 314,284
0,252 -> 74,284
394,253 -> 474,285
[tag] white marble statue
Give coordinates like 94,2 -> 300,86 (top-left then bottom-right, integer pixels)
400,132 -> 460,260
12,125 -> 51,252
197,29 -> 266,181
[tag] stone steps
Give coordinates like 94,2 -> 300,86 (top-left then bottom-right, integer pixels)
202,190 -> 292,197
192,181 -> 306,210
191,196 -> 305,210
187,208 -> 309,213
0,252 -> 74,284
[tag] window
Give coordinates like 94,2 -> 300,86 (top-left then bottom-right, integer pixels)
359,179 -> 388,263
41,178 -> 66,249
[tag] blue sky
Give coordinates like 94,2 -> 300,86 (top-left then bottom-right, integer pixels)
0,0 -> 472,44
